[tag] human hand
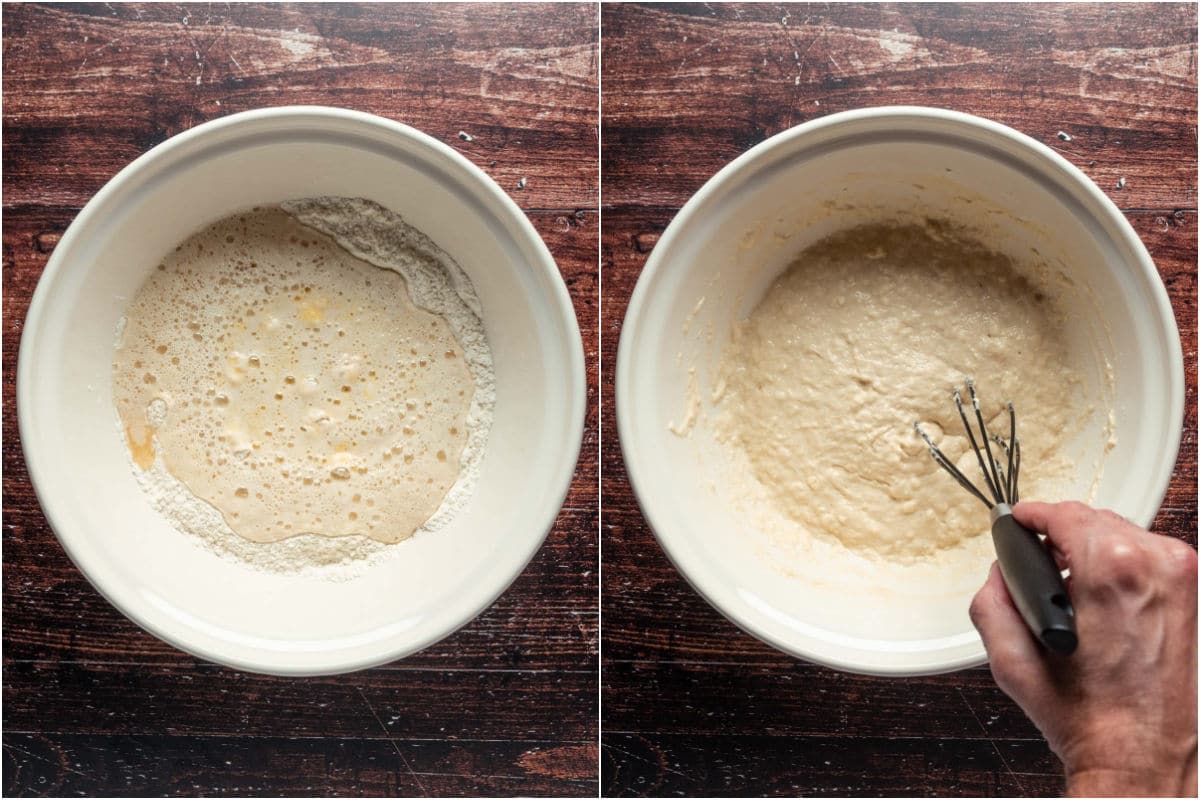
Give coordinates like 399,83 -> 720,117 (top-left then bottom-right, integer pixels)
969,501 -> 1197,797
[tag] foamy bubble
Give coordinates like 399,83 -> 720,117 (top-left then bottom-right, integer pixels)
113,207 -> 478,546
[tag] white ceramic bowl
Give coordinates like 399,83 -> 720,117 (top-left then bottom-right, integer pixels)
18,106 -> 585,675
617,106 -> 1183,676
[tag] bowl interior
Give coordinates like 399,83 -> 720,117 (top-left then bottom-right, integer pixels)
619,110 -> 1182,675
19,109 -> 583,674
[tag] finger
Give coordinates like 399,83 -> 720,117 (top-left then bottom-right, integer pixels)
1012,501 -> 1095,561
970,561 -> 1045,691
970,562 -> 1037,654
1047,541 -> 1069,572
1159,537 -> 1198,596
1093,507 -> 1146,538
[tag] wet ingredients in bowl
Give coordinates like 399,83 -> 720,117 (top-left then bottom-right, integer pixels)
113,198 -> 495,572
713,219 -> 1110,567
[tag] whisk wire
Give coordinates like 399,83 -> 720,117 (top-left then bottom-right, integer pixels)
1006,403 -> 1017,503
954,388 -> 1002,505
913,423 -> 994,509
968,379 -> 1006,505
1012,438 -> 1021,504
916,380 -> 1020,510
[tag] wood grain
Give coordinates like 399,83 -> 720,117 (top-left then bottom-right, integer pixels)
4,732 -> 597,797
600,3 -> 1196,797
602,2 -> 1197,210
3,3 -> 598,210
2,3 -> 598,797
603,732 -> 1065,797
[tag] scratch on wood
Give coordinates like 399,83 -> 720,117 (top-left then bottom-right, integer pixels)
956,687 -> 1027,792
2,741 -> 93,781
604,741 -> 697,782
356,687 -> 426,793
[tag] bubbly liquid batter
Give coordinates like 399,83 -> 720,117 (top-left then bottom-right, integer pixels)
717,222 -> 1084,562
113,208 -> 474,544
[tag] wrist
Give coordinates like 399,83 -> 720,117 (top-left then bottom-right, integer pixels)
1058,716 -> 1197,797
1066,760 -> 1196,798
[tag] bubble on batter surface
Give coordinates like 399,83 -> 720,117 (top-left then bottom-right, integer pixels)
113,207 -> 477,545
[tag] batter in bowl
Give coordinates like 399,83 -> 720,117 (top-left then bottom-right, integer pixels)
715,220 -> 1094,563
114,205 -> 487,549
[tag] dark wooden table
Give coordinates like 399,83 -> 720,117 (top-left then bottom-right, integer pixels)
600,3 -> 1196,796
2,4 -> 598,796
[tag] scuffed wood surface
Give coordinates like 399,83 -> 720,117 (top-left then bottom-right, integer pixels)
603,2 -> 1196,210
3,2 -> 597,210
4,732 -> 598,797
600,3 -> 1196,797
2,3 -> 598,797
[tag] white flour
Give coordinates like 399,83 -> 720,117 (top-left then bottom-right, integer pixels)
123,197 -> 495,577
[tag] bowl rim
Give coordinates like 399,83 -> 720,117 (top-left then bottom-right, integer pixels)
615,105 -> 1185,676
17,105 -> 587,675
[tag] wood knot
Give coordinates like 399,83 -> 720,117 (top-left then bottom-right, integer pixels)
632,232 -> 659,253
34,232 -> 61,254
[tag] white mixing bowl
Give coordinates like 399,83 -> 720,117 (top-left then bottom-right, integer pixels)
18,107 -> 585,675
617,106 -> 1183,676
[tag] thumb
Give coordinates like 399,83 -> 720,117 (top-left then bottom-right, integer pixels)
970,561 -> 1045,694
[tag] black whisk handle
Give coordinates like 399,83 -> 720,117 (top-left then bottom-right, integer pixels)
990,504 -> 1078,655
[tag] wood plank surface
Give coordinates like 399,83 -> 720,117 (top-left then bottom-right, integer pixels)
2,3 -> 598,797
4,732 -> 598,797
602,2 -> 1196,210
600,3 -> 1197,797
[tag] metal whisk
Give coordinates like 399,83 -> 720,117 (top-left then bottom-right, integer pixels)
915,379 -> 1078,656
914,380 -> 1021,510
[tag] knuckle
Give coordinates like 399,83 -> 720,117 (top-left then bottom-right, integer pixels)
968,592 -> 988,627
1163,539 -> 1198,582
1091,537 -> 1150,590
1060,500 -> 1090,515
988,645 -> 1028,693
1060,501 -> 1095,529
